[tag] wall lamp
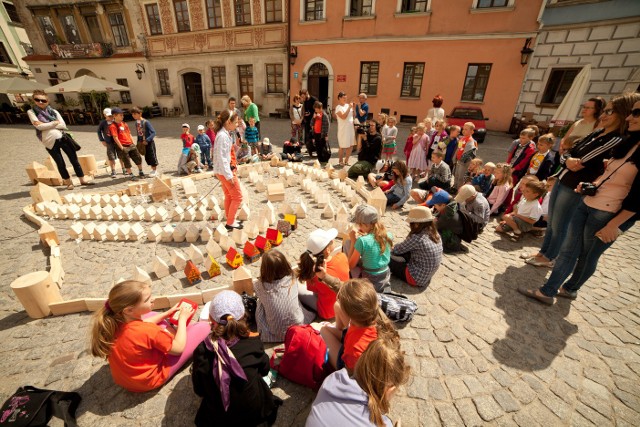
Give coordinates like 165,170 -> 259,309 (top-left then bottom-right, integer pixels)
289,46 -> 298,65
135,63 -> 146,80
520,38 -> 534,66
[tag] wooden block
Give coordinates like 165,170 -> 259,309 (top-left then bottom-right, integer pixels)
172,224 -> 188,242
122,205 -> 134,220
77,154 -> 98,177
49,299 -> 88,316
30,182 -> 62,205
167,292 -> 203,306
204,255 -> 222,279
85,298 -> 107,312
206,195 -> 220,209
279,203 -> 294,216
117,222 -> 131,241
201,284 -> 230,302
68,222 -> 84,239
233,266 -> 254,295
120,194 -> 131,206
105,223 -> 119,241
317,192 -> 330,208
154,206 -> 168,222
109,194 -> 120,207
200,225 -> 213,242
256,216 -> 270,233
183,207 -> 196,222
26,161 -> 48,184
10,271 -> 63,318
153,256 -> 171,278
237,204 -> 250,221
150,177 -> 172,202
206,238 -> 222,258
67,204 -> 80,219
101,205 -> 113,221
82,223 -> 96,240
255,180 -> 266,193
295,201 -> 307,219
213,223 -> 228,242
133,266 -> 152,286
79,205 -> 91,220
49,255 -> 64,288
367,187 -> 387,216
161,224 -> 174,242
187,243 -> 205,264
144,206 -> 157,222
112,205 -> 123,221
186,196 -> 198,207
210,204 -> 222,220
171,249 -> 188,271
152,296 -> 171,310
267,183 -> 285,202
181,177 -> 198,197
99,194 -> 110,208
39,223 -> 60,246
130,205 -> 143,221
185,224 -> 200,243
129,223 -> 145,241
56,204 -> 69,219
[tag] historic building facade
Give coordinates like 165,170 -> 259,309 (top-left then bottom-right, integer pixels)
289,0 -> 544,131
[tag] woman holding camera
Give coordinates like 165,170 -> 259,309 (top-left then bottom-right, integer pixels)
524,94 -> 637,267
520,96 -> 640,304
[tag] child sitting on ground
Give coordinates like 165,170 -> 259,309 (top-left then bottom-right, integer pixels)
464,158 -> 484,184
533,176 -> 555,229
259,138 -> 275,161
90,280 -> 210,392
187,144 -> 203,174
307,335 -> 409,427
411,151 -> 451,203
195,125 -> 212,170
245,117 -> 260,156
496,179 -> 546,236
347,204 -> 394,293
390,206 -> 443,287
253,250 -> 315,342
281,136 -> 303,162
472,162 -> 496,196
367,160 -> 395,190
384,160 -> 412,210
455,184 -> 491,232
192,291 -> 282,426
429,189 -> 466,254
234,138 -> 251,164
503,174 -> 538,215
487,163 -> 514,215
298,228 -> 350,320
319,279 -> 397,372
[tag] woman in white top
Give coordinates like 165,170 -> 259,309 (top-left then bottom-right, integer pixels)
426,94 -> 445,125
335,91 -> 356,166
560,97 -> 605,146
212,110 -> 243,230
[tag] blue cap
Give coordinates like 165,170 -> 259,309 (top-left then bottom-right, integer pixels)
111,107 -> 124,114
427,190 -> 451,207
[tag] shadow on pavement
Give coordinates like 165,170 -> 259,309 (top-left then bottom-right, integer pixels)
492,265 -> 578,371
162,375 -> 199,426
0,311 -> 33,332
0,190 -> 31,201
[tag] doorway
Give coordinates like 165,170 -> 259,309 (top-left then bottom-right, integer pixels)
307,63 -> 329,109
183,72 -> 204,115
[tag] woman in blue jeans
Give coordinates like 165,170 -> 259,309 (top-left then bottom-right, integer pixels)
520,96 -> 640,304
523,94 -> 632,268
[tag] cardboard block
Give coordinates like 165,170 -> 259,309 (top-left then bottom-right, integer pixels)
181,178 -> 198,197
82,223 -> 96,240
154,206 -> 168,222
117,223 -> 131,241
132,205 -> 146,221
93,223 -> 107,241
26,161 -> 48,184
201,284 -> 230,302
195,205 -> 208,221
68,222 -> 84,240
161,224 -> 174,243
185,224 -> 200,243
144,206 -> 157,222
204,255 -> 222,278
184,261 -> 202,285
105,223 -> 119,241
367,187 -> 387,216
219,235 -> 236,253
171,249 -> 188,271
284,214 -> 298,230
200,226 -> 213,242
267,183 -> 285,202
167,292 -> 203,306
151,177 -> 173,202
237,204 -> 250,221
129,223 -> 145,241
187,243 -> 205,265
85,298 -> 107,312
244,221 -> 259,239
30,182 -> 62,205
172,224 -> 188,242
133,266 -> 152,286
206,238 -> 222,258
213,224 -> 228,243
151,296 -> 171,310
233,266 -> 253,295
276,219 -> 291,237
153,256 -> 171,278
49,299 -> 88,316
231,228 -> 248,246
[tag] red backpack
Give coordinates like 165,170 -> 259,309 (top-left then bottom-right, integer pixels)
270,325 -> 327,390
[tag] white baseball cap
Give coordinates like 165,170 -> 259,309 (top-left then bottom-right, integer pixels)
182,123 -> 190,129
103,108 -> 112,117
454,185 -> 478,203
307,228 -> 338,256
197,125 -> 205,131
262,138 -> 270,145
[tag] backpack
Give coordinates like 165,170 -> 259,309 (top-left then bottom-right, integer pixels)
0,386 -> 81,427
378,292 -> 418,323
316,139 -> 331,163
270,325 -> 327,390
458,210 -> 482,243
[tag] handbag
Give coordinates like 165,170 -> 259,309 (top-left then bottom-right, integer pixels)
62,132 -> 81,151
241,292 -> 258,325
0,385 -> 81,427
378,291 -> 418,322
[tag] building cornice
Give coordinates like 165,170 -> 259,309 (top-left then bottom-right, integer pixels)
292,31 -> 539,46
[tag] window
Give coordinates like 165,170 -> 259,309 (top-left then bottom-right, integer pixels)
60,15 -> 82,44
39,16 -> 58,46
20,42 -> 34,55
174,0 -> 191,32
84,15 -> 104,43
238,64 -> 253,100
0,42 -> 12,64
109,12 -> 129,47
234,0 -> 251,26
211,66 -> 227,94
266,64 -> 283,93
146,3 -> 163,35
117,78 -> 131,104
350,0 -> 373,16
477,0 -> 507,7
359,62 -> 379,96
401,63 -> 424,97
265,0 -> 282,23
401,0 -> 428,12
305,0 -> 323,21
3,2 -> 21,23
206,0 -> 222,29
461,64 -> 491,102
541,68 -> 580,105
158,69 -> 171,95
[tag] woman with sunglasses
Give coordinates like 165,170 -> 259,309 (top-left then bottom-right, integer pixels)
27,90 -> 93,190
520,95 -> 640,305
523,93 -> 639,267
560,97 -> 605,146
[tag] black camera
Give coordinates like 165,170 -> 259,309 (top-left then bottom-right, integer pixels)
355,122 -> 368,135
579,182 -> 597,196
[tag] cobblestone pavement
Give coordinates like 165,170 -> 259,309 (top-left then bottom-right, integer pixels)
0,117 -> 638,426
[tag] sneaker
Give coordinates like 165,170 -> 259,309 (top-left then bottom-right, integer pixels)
148,170 -> 157,177
122,170 -> 127,176
139,170 -> 145,177
129,173 -> 138,181
557,287 -> 578,300
110,171 -> 116,179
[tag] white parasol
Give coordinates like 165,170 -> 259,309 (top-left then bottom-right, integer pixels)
45,75 -> 128,93
0,77 -> 47,94
550,64 -> 591,127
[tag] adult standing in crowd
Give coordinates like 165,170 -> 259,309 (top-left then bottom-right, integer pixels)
301,89 -> 318,155
212,110 -> 243,230
348,121 -> 382,179
241,95 -> 260,139
559,97 -> 605,148
426,94 -> 445,125
335,92 -> 355,166
520,96 -> 640,305
27,90 -> 93,190
354,93 -> 369,152
524,93 -> 639,267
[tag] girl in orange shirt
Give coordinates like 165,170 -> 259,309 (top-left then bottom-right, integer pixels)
90,280 -> 210,392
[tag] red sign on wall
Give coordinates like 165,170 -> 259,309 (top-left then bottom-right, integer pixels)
337,75 -> 346,82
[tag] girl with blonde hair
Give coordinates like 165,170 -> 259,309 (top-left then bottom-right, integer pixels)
90,281 -> 210,392
487,162 -> 514,215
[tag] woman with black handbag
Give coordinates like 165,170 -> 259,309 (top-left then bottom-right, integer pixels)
27,90 -> 93,190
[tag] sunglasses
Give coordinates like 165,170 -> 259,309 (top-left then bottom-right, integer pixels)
630,108 -> 640,118
34,98 -> 48,103
602,109 -> 614,116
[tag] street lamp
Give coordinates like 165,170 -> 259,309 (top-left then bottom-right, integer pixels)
520,38 -> 534,66
135,64 -> 146,80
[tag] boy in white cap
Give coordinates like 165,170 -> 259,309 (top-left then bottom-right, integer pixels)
181,123 -> 194,148
195,124 -> 213,170
455,184 -> 490,231
258,138 -> 275,161
97,107 -> 123,178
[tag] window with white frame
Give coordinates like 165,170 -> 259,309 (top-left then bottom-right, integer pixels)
359,62 -> 379,96
461,64 -> 491,102
304,0 -> 324,21
401,63 -> 424,97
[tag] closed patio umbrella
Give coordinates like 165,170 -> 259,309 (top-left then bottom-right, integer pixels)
550,64 -> 591,127
0,77 -> 47,94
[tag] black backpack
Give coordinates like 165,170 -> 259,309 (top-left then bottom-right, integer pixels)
458,210 -> 482,243
378,292 -> 418,323
0,386 -> 81,427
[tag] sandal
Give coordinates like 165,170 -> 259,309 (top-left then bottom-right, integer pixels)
520,252 -> 539,260
525,257 -> 555,268
518,287 -> 554,305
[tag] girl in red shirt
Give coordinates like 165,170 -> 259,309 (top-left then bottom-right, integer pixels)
90,280 -> 210,392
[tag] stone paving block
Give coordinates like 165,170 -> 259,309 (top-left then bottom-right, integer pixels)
434,402 -> 465,427
453,398 -> 484,427
463,376 -> 485,396
472,395 -> 504,421
445,377 -> 471,399
492,389 -> 520,413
